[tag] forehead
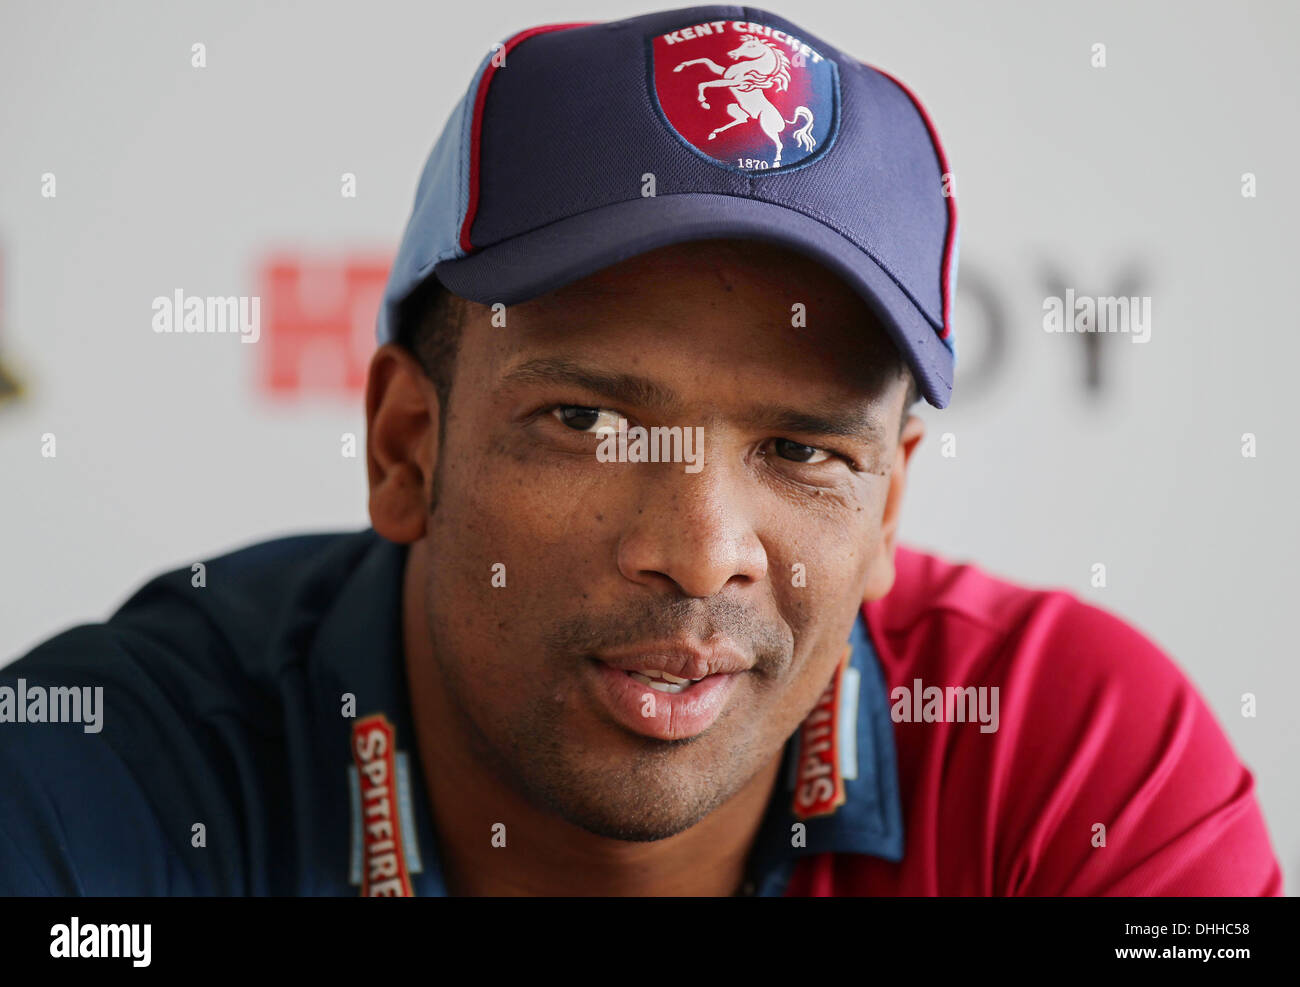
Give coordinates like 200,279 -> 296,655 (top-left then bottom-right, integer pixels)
453,238 -> 906,402
526,238 -> 866,313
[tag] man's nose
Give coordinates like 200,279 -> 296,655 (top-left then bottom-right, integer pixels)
615,460 -> 768,598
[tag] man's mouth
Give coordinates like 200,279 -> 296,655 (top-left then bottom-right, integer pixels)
595,640 -> 752,681
586,641 -> 751,740
623,667 -> 707,694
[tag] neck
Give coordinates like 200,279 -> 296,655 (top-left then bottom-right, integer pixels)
401,547 -> 782,896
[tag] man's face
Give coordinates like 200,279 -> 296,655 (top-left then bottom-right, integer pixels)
407,239 -> 916,841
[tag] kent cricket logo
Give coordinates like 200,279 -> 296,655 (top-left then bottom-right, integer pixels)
348,714 -> 423,896
652,18 -> 838,172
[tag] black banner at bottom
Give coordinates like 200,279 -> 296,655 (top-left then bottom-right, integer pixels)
2,895 -> 1291,974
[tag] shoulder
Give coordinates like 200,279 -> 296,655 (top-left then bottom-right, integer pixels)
5,529 -> 376,736
103,529 -> 377,686
0,528 -> 380,895
870,544 -> 1189,693
864,544 -> 1282,896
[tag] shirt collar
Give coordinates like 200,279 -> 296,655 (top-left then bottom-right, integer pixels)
321,531 -> 903,896
742,607 -> 905,895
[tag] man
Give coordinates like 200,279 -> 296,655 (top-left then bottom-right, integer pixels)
0,5 -> 1281,896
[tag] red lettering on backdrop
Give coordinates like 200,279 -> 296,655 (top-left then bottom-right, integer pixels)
260,254 -> 390,396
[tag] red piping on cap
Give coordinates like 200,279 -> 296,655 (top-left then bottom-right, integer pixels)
867,65 -> 958,340
459,22 -> 598,253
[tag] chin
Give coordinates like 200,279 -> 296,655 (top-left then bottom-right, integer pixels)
553,799 -> 714,844
522,756 -> 737,844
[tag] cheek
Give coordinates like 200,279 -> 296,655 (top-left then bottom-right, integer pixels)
767,504 -> 881,634
759,501 -> 882,731
424,441 -> 613,673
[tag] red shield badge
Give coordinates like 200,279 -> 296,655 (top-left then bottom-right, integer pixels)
651,17 -> 839,173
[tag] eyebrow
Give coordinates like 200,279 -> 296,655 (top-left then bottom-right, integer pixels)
501,357 -> 891,446
502,358 -> 679,413
743,404 -> 890,446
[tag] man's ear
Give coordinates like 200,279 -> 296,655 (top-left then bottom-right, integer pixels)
366,343 -> 439,544
863,410 -> 925,600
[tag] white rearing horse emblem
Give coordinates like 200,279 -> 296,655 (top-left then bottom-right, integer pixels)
672,34 -> 817,167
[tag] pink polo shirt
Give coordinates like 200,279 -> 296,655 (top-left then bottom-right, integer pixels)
788,545 -> 1283,896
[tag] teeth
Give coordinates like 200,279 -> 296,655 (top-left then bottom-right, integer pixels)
648,680 -> 687,694
626,669 -> 700,693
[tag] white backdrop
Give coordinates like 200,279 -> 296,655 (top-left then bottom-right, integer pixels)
2,0 -> 1296,894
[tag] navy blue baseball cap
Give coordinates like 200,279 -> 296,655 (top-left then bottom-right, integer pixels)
377,5 -> 959,408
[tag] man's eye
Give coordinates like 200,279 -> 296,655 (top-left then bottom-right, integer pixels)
551,406 -> 622,434
771,438 -> 832,464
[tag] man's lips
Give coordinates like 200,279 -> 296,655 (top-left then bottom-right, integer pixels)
586,640 -> 751,740
593,640 -> 753,681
